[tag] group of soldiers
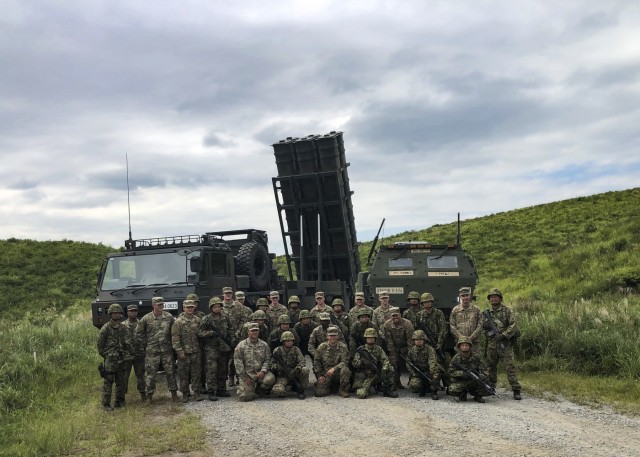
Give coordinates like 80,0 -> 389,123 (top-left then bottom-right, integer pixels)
97,286 -> 522,410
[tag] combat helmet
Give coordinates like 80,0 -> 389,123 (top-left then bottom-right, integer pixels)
253,310 -> 267,321
277,314 -> 292,325
288,295 -> 300,304
363,328 -> 378,338
299,309 -> 311,319
407,291 -> 420,300
487,288 -> 503,300
420,292 -> 434,302
331,298 -> 344,308
356,308 -> 371,318
412,330 -> 427,340
108,303 -> 123,314
256,297 -> 269,307
208,296 -> 222,307
186,293 -> 200,303
280,331 -> 295,342
457,336 -> 473,347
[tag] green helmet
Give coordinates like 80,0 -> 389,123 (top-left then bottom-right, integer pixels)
412,330 -> 427,340
331,298 -> 344,307
208,296 -> 222,307
407,291 -> 420,300
186,293 -> 199,302
420,292 -> 434,303
256,297 -> 269,307
363,328 -> 377,338
277,314 -> 292,325
108,303 -> 123,314
299,309 -> 311,319
253,310 -> 267,320
280,331 -> 295,342
457,336 -> 473,347
487,288 -> 503,300
326,326 -> 339,336
356,308 -> 371,318
288,295 -> 300,304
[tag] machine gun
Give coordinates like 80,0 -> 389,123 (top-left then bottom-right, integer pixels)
452,360 -> 496,396
482,310 -> 506,351
400,353 -> 435,395
271,351 -> 304,395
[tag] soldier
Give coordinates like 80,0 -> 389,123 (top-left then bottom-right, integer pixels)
172,299 -> 203,402
483,288 -> 522,400
97,303 -> 127,411
287,295 -> 301,326
351,328 -> 398,399
182,293 -> 206,318
235,290 -> 254,318
382,307 -> 414,389
330,298 -> 350,342
448,337 -> 490,403
308,313 -> 345,358
136,296 -> 178,403
121,304 -> 146,402
403,291 -> 421,327
234,322 -> 276,402
267,290 -> 288,329
348,291 -> 373,327
313,327 -> 351,398
293,309 -> 317,359
238,310 -> 270,341
255,298 -> 271,332
406,330 -> 440,400
185,293 -> 208,393
309,291 -> 332,325
415,292 -> 447,356
372,290 -> 393,352
270,331 -> 309,399
269,314 -> 300,350
450,286 -> 483,351
222,287 -> 251,387
349,308 -> 378,356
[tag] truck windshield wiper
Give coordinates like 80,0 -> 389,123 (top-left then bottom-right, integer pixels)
431,245 -> 450,260
154,282 -> 188,294
131,283 -> 169,295
109,284 -> 146,296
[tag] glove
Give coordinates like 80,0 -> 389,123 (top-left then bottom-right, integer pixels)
496,334 -> 506,342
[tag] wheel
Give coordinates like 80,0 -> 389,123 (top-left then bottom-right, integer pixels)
236,241 -> 271,291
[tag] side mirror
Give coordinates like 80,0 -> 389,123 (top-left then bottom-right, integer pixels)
190,257 -> 202,272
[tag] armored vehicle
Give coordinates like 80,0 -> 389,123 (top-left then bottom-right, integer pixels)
91,229 -> 278,327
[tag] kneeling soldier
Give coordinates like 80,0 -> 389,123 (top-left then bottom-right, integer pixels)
351,328 -> 398,399
234,323 -> 275,402
313,327 -> 352,398
270,331 -> 309,399
406,330 -> 440,400
448,337 -> 491,403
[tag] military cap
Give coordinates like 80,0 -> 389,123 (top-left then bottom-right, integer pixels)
487,288 -> 503,299
252,310 -> 267,320
314,291 -> 325,298
127,304 -> 139,311
186,293 -> 199,302
277,314 -> 292,325
407,291 -> 420,300
280,331 -> 295,342
356,308 -> 371,318
222,286 -> 233,294
420,292 -> 435,303
208,296 -> 223,307
270,290 -> 280,297
459,287 -> 472,295
363,327 -> 378,338
299,309 -> 311,319
390,307 -> 401,316
378,290 -> 390,298
412,330 -> 427,340
248,322 -> 260,331
332,298 -> 344,307
235,291 -> 245,298
355,292 -> 365,299
326,326 -> 339,336
288,295 -> 300,304
256,297 -> 269,306
457,336 -> 473,347
183,299 -> 196,308
319,312 -> 331,321
152,296 -> 164,304
108,303 -> 123,314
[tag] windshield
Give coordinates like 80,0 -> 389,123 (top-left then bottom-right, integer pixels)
100,251 -> 198,291
427,255 -> 458,269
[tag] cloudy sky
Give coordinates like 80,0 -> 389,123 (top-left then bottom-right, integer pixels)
2,1 -> 639,254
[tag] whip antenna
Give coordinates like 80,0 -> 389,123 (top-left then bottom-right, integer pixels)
126,154 -> 133,244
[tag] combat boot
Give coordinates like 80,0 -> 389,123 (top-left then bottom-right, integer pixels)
458,392 -> 468,402
298,392 -> 307,400
171,391 -> 178,403
114,400 -> 125,408
103,404 -> 113,411
193,392 -> 203,402
431,393 -> 439,401
145,394 -> 153,405
140,392 -> 147,402
338,389 -> 349,398
216,389 -> 230,398
208,393 -> 218,402
513,390 -> 522,400
383,388 -> 399,398
181,391 -> 189,403
473,395 -> 485,403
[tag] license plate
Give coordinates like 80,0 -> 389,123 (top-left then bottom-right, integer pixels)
163,301 -> 179,310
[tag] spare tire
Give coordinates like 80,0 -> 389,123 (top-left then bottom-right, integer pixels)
236,241 -> 271,291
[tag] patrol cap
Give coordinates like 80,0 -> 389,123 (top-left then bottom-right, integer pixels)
235,291 -> 245,299
315,291 -> 325,298
256,297 -> 269,306
208,296 -> 223,307
459,287 -> 472,295
326,326 -> 339,336
487,288 -> 503,299
270,290 -> 280,298
248,322 -> 260,331
390,307 -> 401,316
319,312 -> 331,321
355,292 -> 365,299
222,286 -> 233,294
378,291 -> 390,298
186,293 -> 199,302
183,299 -> 196,308
127,304 -> 139,311
299,309 -> 311,319
152,296 -> 164,304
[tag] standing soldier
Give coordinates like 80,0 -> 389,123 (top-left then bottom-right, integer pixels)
136,297 -> 178,404
483,288 -> 522,400
198,296 -> 235,401
406,330 -> 440,400
448,337 -> 490,403
415,293 -> 447,358
121,304 -> 146,402
313,327 -> 351,398
382,307 -> 414,389
255,298 -> 271,332
267,290 -> 288,329
371,291 -> 393,352
308,314 -> 345,358
309,291 -> 332,325
330,298 -> 350,342
269,314 -> 300,350
450,287 -> 483,351
222,287 -> 251,388
97,303 -> 127,411
234,323 -> 276,402
351,328 -> 398,399
293,309 -> 317,359
287,295 -> 301,326
348,292 -> 373,326
172,299 -> 203,402
185,293 -> 207,393
270,331 -> 309,399
349,308 -> 378,356
403,291 -> 421,327
235,291 -> 254,317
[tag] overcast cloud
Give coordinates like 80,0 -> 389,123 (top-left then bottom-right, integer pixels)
1,1 -> 639,254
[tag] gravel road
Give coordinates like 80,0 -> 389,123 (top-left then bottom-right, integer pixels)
186,372 -> 640,457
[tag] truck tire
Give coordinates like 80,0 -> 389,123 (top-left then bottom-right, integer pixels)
236,241 -> 271,291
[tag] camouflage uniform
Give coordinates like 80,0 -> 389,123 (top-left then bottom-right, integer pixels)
309,304 -> 333,325
331,311 -> 351,344
238,319 -> 270,342
223,295 -> 252,386
293,310 -> 317,358
136,307 -> 177,397
270,337 -> 309,398
348,304 -> 374,327
266,303 -> 288,329
450,303 -> 483,349
198,309 -> 234,398
349,320 -> 378,356
97,313 -> 128,408
288,309 -> 301,326
269,325 -> 300,350
371,305 -> 393,349
308,322 -> 346,358
172,311 -> 202,400
351,341 -> 397,399
415,307 -> 447,350
407,336 -> 439,396
121,313 -> 146,399
312,339 -> 351,397
234,333 -> 276,402
382,312 -> 414,387
448,349 -> 490,399
483,289 -> 521,396
403,306 -> 421,328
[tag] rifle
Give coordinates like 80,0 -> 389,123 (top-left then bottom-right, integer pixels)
202,318 -> 234,349
271,351 -> 304,395
453,360 -> 496,396
356,346 -> 380,375
417,322 -> 447,363
482,310 -> 506,351
400,353 -> 434,394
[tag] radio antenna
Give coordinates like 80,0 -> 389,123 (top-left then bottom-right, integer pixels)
126,153 -> 133,244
